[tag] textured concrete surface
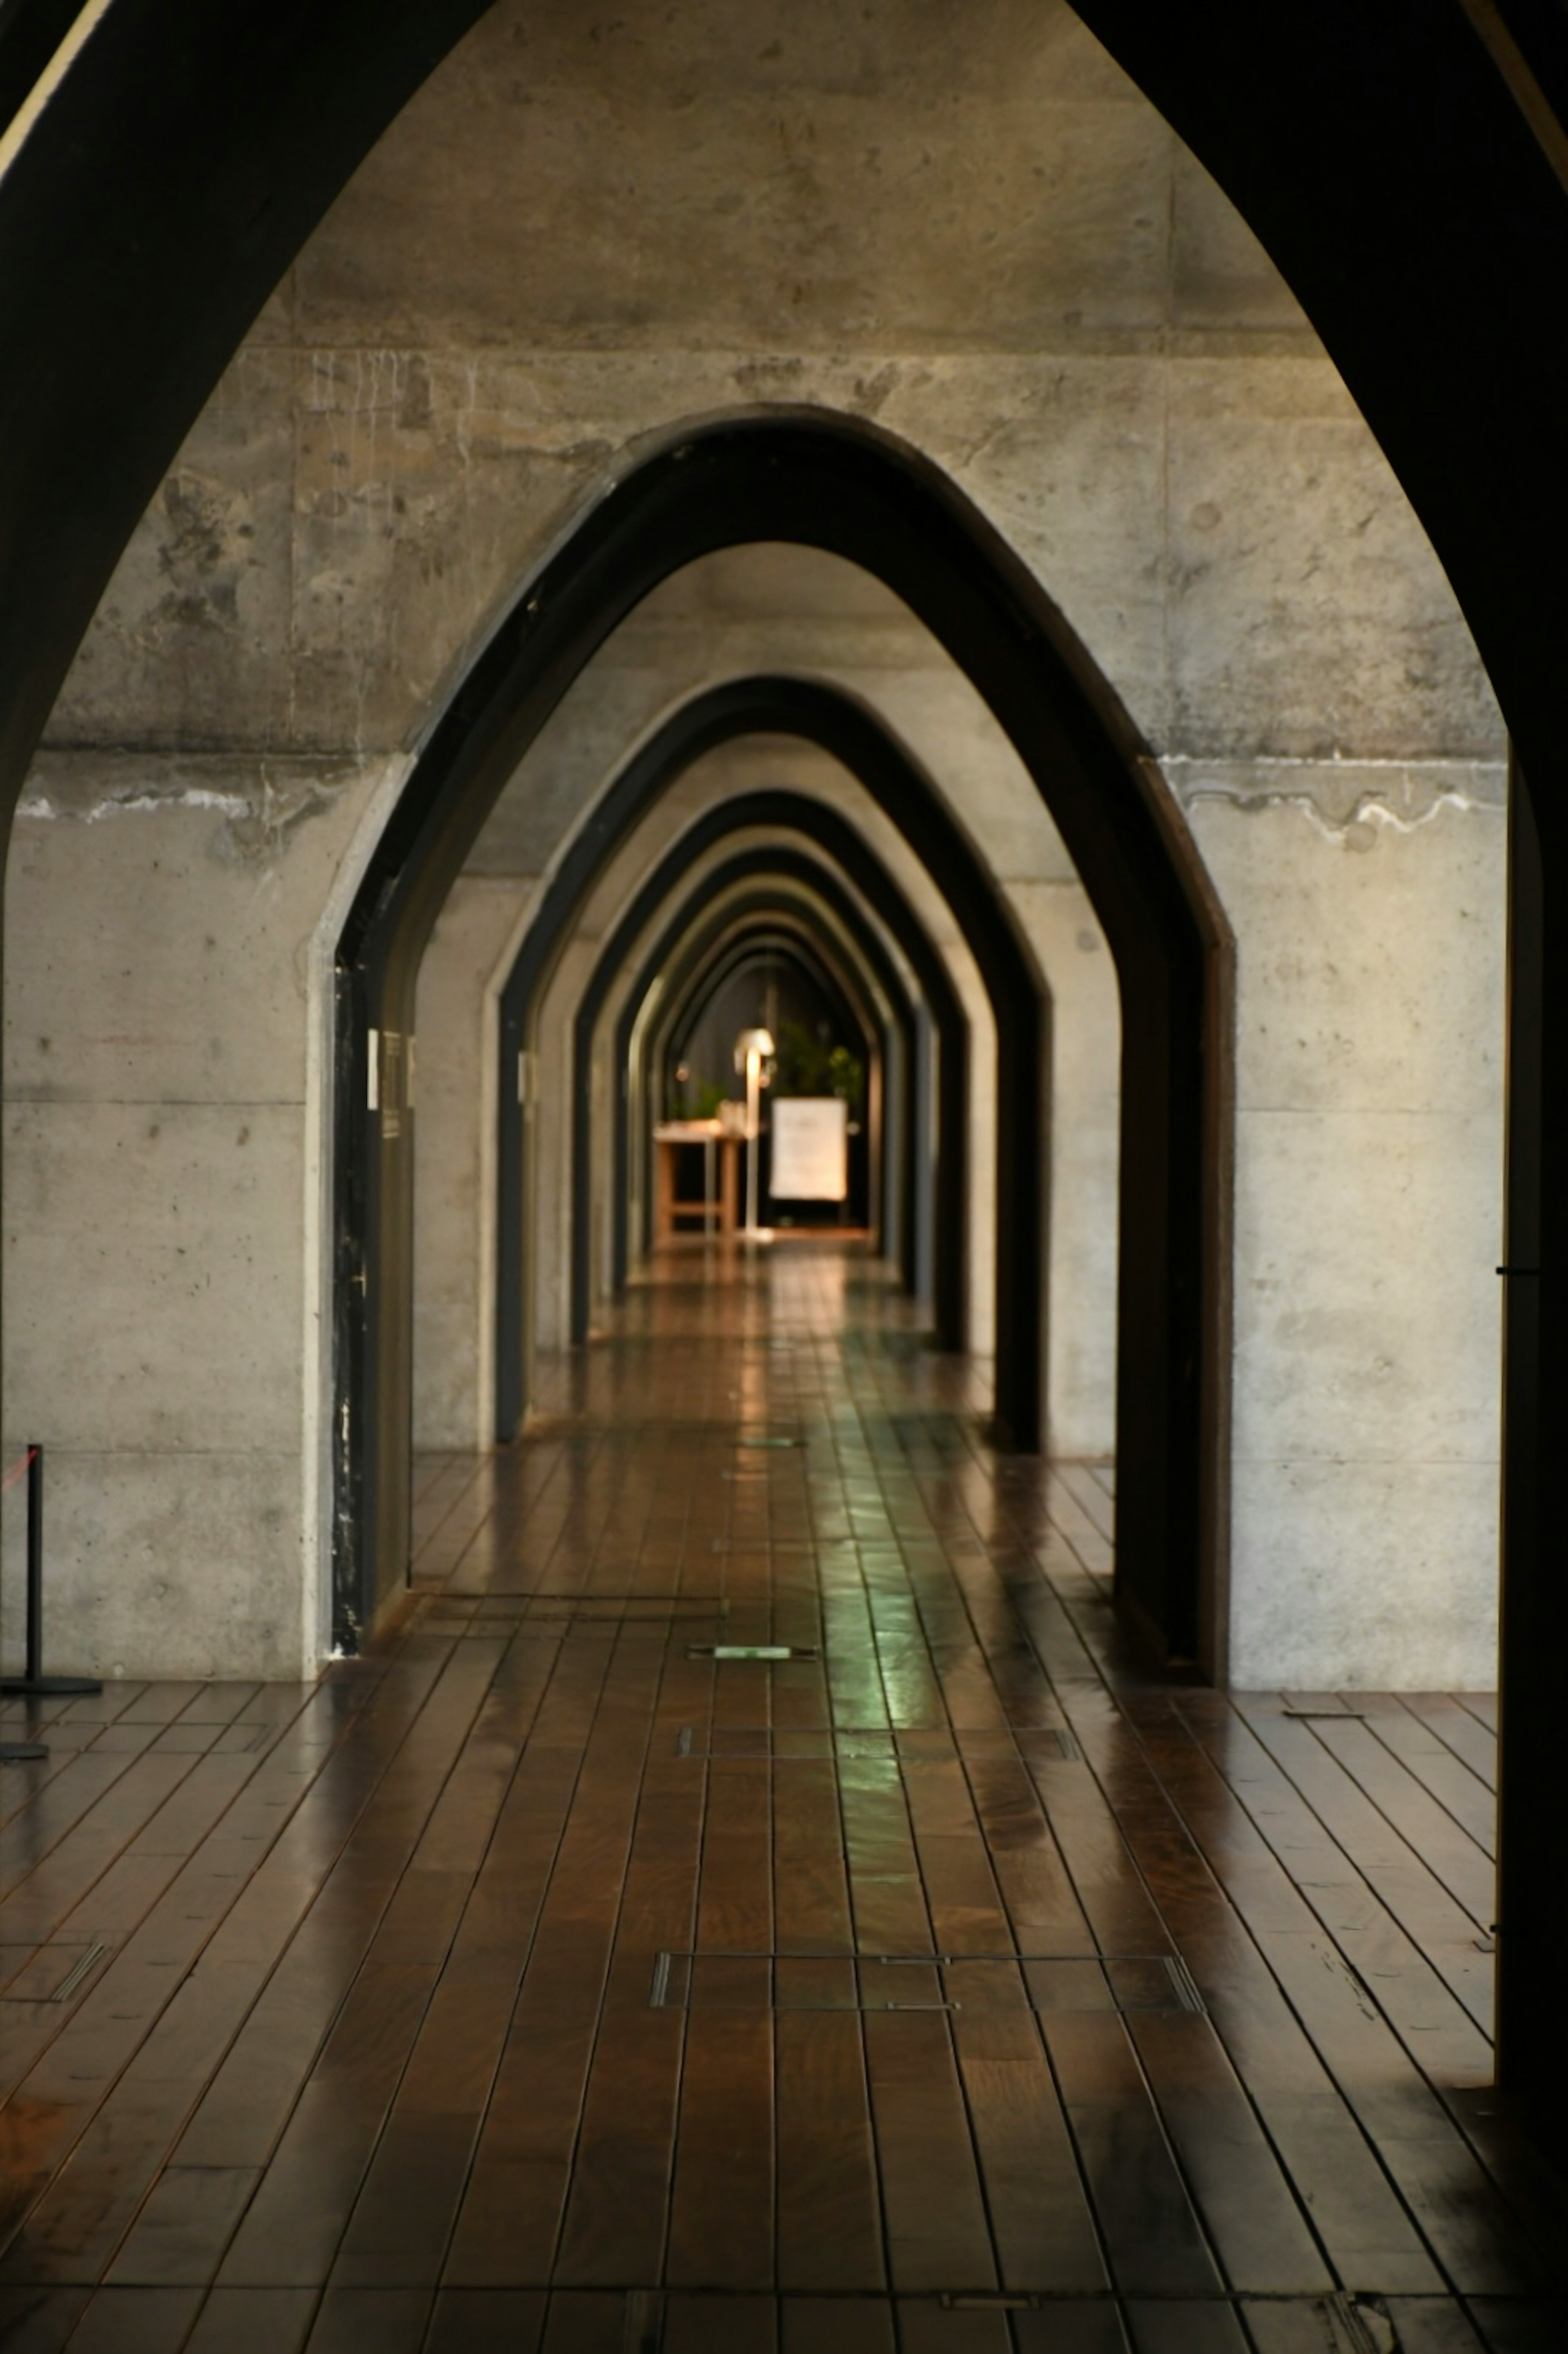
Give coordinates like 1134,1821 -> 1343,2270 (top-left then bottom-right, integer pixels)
2,760 -> 381,1677
413,876 -> 535,1451
1192,787 -> 1506,1686
4,0 -> 1508,1685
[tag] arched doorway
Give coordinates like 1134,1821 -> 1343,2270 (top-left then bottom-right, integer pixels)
5,0 -> 1565,2141
587,863 -> 915,1308
630,917 -> 883,1253
332,413 -> 1223,1686
617,868 -> 921,1299
543,794 -> 980,1398
490,684 -> 1005,1436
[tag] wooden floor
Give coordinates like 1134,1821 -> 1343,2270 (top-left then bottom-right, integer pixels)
2,1242 -> 1563,2352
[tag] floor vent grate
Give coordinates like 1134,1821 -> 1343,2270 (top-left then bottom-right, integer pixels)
686,1644 -> 817,1662
435,1591 -> 728,1612
650,1948 -> 1207,2017
1324,2294 -> 1399,2354
0,1940 -> 109,2004
673,1725 -> 1011,1759
623,2289 -> 663,2351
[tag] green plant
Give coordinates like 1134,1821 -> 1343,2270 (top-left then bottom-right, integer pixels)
668,1071 -> 728,1120
771,1020 -> 864,1108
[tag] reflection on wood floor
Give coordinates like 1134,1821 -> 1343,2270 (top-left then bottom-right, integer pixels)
1,1242 -> 1561,2352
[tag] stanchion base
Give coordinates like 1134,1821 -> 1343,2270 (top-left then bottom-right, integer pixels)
0,1741 -> 48,1762
0,1676 -> 102,1698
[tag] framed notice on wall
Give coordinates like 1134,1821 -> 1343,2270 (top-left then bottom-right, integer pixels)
770,1096 -> 848,1201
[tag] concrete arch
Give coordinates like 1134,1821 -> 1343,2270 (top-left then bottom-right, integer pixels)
641,914 -> 895,1245
599,867 -> 917,1289
490,675 -> 1007,1443
560,796 -> 976,1367
574,836 -> 951,1344
624,907 -> 888,1261
3,0 -> 1565,2111
2,1 -> 1563,809
336,411 -> 1215,1691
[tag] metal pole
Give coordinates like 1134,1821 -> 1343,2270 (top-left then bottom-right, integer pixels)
745,1052 -> 761,1236
25,1443 -> 43,1687
1,1444 -> 48,1757
1,1441 -> 101,1701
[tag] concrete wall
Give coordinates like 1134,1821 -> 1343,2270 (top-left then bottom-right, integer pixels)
3,0 -> 1505,1685
1189,765 -> 1506,1687
412,875 -> 534,1451
1,753 -> 383,1679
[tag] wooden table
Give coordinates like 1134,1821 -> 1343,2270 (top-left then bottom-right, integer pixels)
653,1120 -> 742,1242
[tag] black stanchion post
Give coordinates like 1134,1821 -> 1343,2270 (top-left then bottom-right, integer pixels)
25,1441 -> 44,1685
1,1443 -> 101,1702
2,1445 -> 48,1761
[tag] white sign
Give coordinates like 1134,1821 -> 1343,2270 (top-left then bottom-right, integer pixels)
769,1096 -> 848,1201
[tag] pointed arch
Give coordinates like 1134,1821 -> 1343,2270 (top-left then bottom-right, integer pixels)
572,843 -> 932,1331
332,411 -> 1224,1683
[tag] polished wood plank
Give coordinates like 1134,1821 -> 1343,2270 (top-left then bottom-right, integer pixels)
1399,1693 -> 1497,1791
864,2010 -> 996,2294
665,2008 -> 775,2290
662,2290 -> 777,2351
301,2286 -> 432,2352
56,2285 -> 204,2353
0,2286 -> 91,2354
894,2299 -> 1012,2353
1011,2305 -> 1130,2354
443,1630 -> 657,2285
551,1650 -> 710,2288
775,2007 -> 884,2292
423,2289 -> 547,2352
180,2288 -> 318,2354
0,1242 -> 1559,2333
951,1998 -> 1107,2296
1357,1695 -> 1496,1845
1121,2301 -> 1250,2354
778,2297 -> 895,2353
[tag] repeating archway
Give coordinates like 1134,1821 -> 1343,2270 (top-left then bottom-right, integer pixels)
625,913 -> 886,1263
575,838 -> 949,1345
561,798 -> 979,1373
598,869 -> 914,1293
633,914 -> 897,1265
332,414 -> 1216,1705
2,0 -> 1564,2110
491,676 -> 1007,1440
653,913 -> 926,1300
